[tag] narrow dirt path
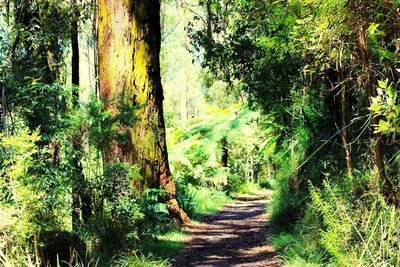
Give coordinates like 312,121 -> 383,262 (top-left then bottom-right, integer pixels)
172,195 -> 282,267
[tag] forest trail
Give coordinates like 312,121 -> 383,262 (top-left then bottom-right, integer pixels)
172,195 -> 282,267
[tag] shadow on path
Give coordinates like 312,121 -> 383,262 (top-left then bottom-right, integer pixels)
172,196 -> 282,267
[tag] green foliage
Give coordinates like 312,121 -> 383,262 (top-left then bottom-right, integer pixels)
0,129 -> 71,263
2,0 -> 399,265
0,246 -> 39,267
115,251 -> 169,267
176,183 -> 230,219
65,98 -> 177,265
138,189 -> 171,238
13,83 -> 71,139
167,103 -> 276,224
235,182 -> 266,196
272,233 -> 295,251
370,80 -> 400,139
81,94 -> 137,151
309,179 -> 400,266
170,103 -> 275,192
309,181 -> 353,264
138,231 -> 185,262
0,92 -> 177,265
188,0 -> 303,110
224,173 -> 243,194
188,1 -> 400,266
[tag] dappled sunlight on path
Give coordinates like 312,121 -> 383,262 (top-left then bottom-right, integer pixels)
172,196 -> 282,267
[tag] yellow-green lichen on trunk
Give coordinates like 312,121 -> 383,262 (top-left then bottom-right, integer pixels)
98,0 -> 190,224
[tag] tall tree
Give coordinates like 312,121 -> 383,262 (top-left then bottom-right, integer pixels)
70,0 -> 92,231
71,0 -> 80,95
71,0 -> 80,231
98,0 -> 190,223
4,1 -> 77,262
8,0 -> 71,140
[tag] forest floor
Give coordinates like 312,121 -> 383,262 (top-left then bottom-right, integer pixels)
172,193 -> 282,267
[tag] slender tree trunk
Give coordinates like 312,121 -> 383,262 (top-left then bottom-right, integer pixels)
71,0 -> 80,231
71,0 -> 92,230
206,1 -> 212,40
358,26 -> 394,201
1,86 -> 6,132
98,0 -> 190,223
221,137 -> 228,167
301,107 -> 315,137
340,82 -> 353,177
71,0 -> 80,99
338,54 -> 353,177
93,0 -> 99,96
33,231 -> 40,265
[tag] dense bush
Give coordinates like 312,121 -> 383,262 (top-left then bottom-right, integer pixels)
0,129 -> 71,264
0,96 -> 183,266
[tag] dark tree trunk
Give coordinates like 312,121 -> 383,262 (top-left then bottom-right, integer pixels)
339,68 -> 353,177
1,86 -> 6,132
71,0 -> 92,231
221,137 -> 228,167
71,0 -> 80,101
71,0 -> 80,231
358,26 -> 394,203
325,65 -> 353,177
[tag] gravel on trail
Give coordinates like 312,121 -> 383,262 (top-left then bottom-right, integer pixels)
172,196 -> 282,267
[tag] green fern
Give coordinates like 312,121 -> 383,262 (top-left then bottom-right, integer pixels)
309,181 -> 354,265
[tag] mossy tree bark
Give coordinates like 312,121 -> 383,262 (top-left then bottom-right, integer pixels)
98,0 -> 190,223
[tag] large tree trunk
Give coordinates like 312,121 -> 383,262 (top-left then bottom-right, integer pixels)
98,0 -> 190,223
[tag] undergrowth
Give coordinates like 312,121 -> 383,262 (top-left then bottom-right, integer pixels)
269,114 -> 400,266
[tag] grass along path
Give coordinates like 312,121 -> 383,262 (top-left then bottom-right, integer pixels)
172,194 -> 282,267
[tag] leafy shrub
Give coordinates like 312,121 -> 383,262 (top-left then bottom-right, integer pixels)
175,182 -> 230,219
0,129 -> 71,264
138,189 -> 171,238
179,125 -> 212,141
224,173 -> 244,195
184,143 -> 209,166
